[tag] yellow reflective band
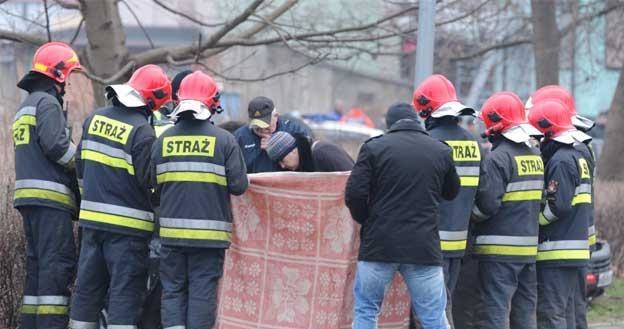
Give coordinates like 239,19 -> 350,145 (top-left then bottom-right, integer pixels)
13,115 -> 37,127
87,115 -> 133,144
502,190 -> 542,202
460,176 -> 479,187
156,172 -> 226,186
579,158 -> 591,179
473,245 -> 538,256
154,124 -> 173,138
514,155 -> 544,176
160,227 -> 231,241
79,210 -> 154,232
21,305 -> 37,314
33,63 -> 48,73
162,135 -> 217,157
81,150 -> 135,175
539,213 -> 550,226
440,240 -> 467,251
536,249 -> 590,261
589,234 -> 597,246
446,140 -> 481,162
37,305 -> 68,314
571,193 -> 591,205
14,188 -> 74,207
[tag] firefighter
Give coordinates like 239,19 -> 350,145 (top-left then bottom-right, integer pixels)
527,85 -> 595,329
151,71 -> 248,328
151,70 -> 193,138
69,64 -> 171,329
471,92 -> 544,329
12,41 -> 81,329
412,75 -> 480,309
527,100 -> 592,329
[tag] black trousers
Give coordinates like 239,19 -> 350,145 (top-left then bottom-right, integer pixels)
479,261 -> 537,329
160,246 -> 225,329
537,266 -> 581,329
70,228 -> 149,329
19,206 -> 76,329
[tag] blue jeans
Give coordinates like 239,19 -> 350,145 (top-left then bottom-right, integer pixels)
353,261 -> 450,329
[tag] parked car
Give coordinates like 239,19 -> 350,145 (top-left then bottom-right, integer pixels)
587,240 -> 613,300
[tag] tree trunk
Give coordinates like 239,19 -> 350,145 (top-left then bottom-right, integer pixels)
79,0 -> 129,106
597,66 -> 624,181
531,0 -> 560,87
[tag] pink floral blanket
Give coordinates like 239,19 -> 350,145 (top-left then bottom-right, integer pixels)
216,172 -> 410,329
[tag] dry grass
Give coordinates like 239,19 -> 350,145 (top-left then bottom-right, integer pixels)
594,180 -> 624,276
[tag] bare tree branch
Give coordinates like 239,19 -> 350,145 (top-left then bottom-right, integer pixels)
0,7 -> 46,28
131,0 -> 265,69
152,0 -> 225,27
53,0 -> 80,10
436,0 -> 491,26
451,39 -> 531,61
119,0 -> 154,48
167,53 -> 329,82
69,18 -> 84,45
42,0 -> 52,42
0,29 -> 47,45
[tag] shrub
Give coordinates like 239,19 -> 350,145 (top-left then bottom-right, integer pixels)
594,180 -> 624,276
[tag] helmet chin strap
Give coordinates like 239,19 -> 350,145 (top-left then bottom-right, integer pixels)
481,123 -> 504,138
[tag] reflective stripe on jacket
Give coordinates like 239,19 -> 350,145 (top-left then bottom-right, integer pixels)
472,137 -> 543,263
151,119 -> 248,248
574,141 -> 596,250
76,106 -> 156,237
13,91 -> 78,213
537,142 -> 591,267
427,118 -> 480,258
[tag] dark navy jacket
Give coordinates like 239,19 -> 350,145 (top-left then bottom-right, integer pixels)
233,117 -> 309,173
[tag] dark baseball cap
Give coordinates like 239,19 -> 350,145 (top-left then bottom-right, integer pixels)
248,96 -> 275,129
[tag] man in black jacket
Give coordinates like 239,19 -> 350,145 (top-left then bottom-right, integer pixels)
345,102 -> 460,329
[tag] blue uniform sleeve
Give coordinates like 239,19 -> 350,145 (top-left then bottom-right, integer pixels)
472,152 -> 509,221
36,100 -> 76,168
225,135 -> 249,196
539,159 -> 577,225
131,124 -> 157,193
345,143 -> 374,224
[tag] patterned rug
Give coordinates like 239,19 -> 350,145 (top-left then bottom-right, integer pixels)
216,172 -> 410,329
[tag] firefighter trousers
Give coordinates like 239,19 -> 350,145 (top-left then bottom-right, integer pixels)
160,246 -> 225,329
566,266 -> 588,329
19,206 -> 76,329
536,266 -> 581,329
69,228 -> 149,329
479,261 -> 537,329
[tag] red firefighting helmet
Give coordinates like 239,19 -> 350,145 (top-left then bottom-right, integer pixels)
526,85 -> 595,131
412,74 -> 474,119
528,99 -> 591,144
106,64 -> 172,111
31,42 -> 82,84
480,92 -> 542,143
171,71 -> 222,121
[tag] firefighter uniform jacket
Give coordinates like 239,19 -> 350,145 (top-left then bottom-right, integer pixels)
537,141 -> 591,267
13,89 -> 78,214
76,105 -> 156,237
151,109 -> 174,138
427,117 -> 481,258
472,136 -> 544,263
574,141 -> 596,251
151,119 -> 248,248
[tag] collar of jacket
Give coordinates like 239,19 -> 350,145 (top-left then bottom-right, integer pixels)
388,119 -> 427,134
17,71 -> 62,101
425,116 -> 459,130
540,139 -> 571,164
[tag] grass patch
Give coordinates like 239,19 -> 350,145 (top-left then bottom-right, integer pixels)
588,277 -> 624,324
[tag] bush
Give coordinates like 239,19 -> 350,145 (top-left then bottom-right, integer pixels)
0,179 -> 25,329
594,180 -> 624,276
